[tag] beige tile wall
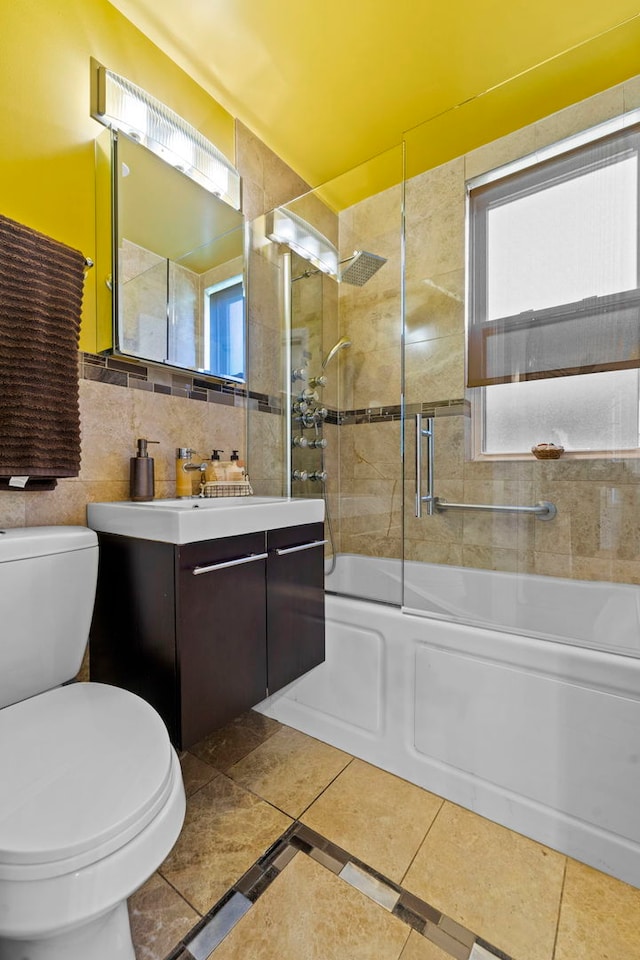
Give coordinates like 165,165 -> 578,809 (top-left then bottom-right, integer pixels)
0,377 -> 248,530
338,185 -> 403,412
338,420 -> 403,560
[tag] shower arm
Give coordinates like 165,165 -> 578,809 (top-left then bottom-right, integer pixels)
415,413 -> 556,521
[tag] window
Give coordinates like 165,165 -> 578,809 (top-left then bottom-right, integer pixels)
482,369 -> 640,454
203,276 -> 245,381
467,115 -> 640,456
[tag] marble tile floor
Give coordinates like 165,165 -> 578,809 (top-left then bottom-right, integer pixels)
128,710 -> 640,960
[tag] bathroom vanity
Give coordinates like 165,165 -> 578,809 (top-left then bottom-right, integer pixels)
88,498 -> 325,749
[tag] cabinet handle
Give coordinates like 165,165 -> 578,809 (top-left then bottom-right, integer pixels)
192,552 -> 268,575
274,539 -> 328,556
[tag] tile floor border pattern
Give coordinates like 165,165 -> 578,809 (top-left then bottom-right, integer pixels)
162,821 -> 512,960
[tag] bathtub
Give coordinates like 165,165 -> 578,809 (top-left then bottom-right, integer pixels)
257,554 -> 640,888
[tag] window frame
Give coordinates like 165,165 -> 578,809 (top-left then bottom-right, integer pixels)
466,110 -> 640,460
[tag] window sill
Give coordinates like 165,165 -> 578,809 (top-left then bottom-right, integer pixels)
473,448 -> 640,462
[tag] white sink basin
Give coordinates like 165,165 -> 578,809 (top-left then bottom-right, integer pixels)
87,496 -> 325,544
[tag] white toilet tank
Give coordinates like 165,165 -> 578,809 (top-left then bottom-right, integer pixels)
0,526 -> 99,709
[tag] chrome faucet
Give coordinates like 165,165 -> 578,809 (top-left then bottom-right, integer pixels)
177,448 -> 207,472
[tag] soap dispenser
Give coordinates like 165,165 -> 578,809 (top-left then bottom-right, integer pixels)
206,449 -> 224,482
227,450 -> 244,482
130,438 -> 159,501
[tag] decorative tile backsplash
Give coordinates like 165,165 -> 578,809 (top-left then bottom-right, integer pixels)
80,353 -> 282,416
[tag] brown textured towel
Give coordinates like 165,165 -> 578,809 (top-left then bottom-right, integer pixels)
0,214 -> 85,478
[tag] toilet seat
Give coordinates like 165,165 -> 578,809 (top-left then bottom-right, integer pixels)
0,682 -> 174,881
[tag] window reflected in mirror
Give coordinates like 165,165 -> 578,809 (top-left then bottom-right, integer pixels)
204,275 -> 245,380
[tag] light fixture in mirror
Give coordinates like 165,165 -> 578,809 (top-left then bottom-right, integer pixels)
109,129 -> 246,381
266,207 -> 339,277
91,58 -> 241,210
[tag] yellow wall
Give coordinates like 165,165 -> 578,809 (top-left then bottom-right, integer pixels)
0,0 -> 234,352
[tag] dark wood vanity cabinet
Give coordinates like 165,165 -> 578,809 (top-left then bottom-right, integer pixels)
89,522 -> 325,749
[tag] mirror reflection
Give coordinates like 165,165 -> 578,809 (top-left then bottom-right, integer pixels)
113,130 -> 246,381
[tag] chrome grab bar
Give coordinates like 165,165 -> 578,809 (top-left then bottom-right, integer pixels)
435,499 -> 557,521
275,539 -> 328,556
415,412 -> 557,521
415,414 -> 435,517
192,552 -> 268,575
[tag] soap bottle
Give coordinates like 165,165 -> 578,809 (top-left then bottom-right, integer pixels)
227,450 -> 244,482
175,447 -> 195,499
205,449 -> 224,482
130,438 -> 159,501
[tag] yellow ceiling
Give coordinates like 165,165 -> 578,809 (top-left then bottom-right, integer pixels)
107,0 -> 640,196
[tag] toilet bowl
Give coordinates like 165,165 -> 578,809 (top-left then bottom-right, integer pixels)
0,527 -> 186,960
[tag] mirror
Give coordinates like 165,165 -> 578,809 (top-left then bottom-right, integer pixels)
112,130 -> 246,381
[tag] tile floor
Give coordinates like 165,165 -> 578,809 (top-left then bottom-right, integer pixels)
128,711 -> 640,960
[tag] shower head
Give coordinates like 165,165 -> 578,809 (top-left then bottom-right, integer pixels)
321,336 -> 352,369
339,251 -> 387,286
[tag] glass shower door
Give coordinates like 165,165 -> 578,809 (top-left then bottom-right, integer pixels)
401,126 -> 574,634
266,147 -> 405,605
401,100 -> 640,658
399,108 -> 473,620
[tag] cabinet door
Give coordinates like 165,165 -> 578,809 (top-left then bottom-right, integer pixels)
266,523 -> 325,695
90,534 -> 179,743
177,533 -> 267,748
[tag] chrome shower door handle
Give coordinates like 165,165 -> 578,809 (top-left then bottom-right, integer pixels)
415,413 -> 435,518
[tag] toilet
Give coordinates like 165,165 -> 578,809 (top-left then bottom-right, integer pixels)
0,526 -> 186,960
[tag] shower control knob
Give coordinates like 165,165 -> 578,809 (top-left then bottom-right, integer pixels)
308,376 -> 327,388
295,413 -> 318,428
292,400 -> 310,414
292,436 -> 308,448
308,438 -> 327,449
297,409 -> 328,424
292,469 -> 308,482
296,389 -> 319,403
291,368 -> 307,381
309,471 -> 328,482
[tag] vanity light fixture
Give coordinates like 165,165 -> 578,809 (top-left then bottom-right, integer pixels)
90,59 -> 241,210
266,207 -> 339,277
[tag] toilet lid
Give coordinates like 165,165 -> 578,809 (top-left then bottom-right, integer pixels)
0,683 -> 174,868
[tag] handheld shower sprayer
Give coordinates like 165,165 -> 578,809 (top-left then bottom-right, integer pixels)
321,336 -> 352,370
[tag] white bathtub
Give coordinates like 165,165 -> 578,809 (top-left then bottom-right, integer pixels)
325,553 -> 640,658
257,554 -> 640,888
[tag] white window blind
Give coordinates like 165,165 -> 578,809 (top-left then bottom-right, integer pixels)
467,123 -> 640,387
